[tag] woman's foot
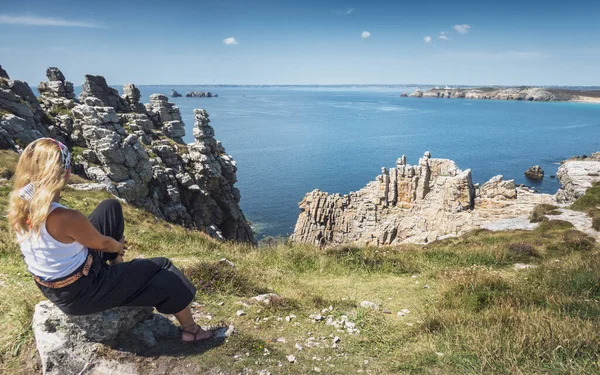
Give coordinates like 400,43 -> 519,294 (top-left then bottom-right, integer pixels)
181,324 -> 213,342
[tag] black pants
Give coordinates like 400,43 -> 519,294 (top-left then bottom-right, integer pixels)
36,199 -> 197,316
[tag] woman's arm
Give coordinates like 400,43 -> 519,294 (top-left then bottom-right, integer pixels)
60,209 -> 125,254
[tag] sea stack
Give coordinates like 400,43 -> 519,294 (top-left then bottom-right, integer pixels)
524,165 -> 544,180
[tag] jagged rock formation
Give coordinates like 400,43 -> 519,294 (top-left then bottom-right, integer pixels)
37,67 -> 77,144
170,89 -> 182,97
291,152 -> 554,246
408,87 -> 600,102
524,165 -> 544,180
556,160 -> 600,203
79,74 -> 130,112
186,91 -> 217,98
0,66 -> 254,242
0,65 -> 8,79
32,301 -> 234,375
122,83 -> 147,113
0,72 -> 52,149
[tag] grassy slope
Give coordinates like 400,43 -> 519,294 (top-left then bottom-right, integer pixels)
0,149 -> 599,374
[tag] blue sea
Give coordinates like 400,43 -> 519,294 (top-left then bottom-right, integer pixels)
97,86 -> 600,238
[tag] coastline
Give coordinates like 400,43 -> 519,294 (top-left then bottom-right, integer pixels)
407,86 -> 600,103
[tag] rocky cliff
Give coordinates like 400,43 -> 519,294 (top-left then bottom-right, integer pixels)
407,87 -> 600,103
0,67 -> 253,242
291,152 -> 555,246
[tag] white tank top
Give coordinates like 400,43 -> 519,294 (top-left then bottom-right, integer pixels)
18,202 -> 88,280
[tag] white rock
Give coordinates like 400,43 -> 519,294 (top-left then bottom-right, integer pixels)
236,310 -> 246,317
360,301 -> 379,310
286,354 -> 297,363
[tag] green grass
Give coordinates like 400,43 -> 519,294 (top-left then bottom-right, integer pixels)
0,150 -> 599,374
571,182 -> 600,233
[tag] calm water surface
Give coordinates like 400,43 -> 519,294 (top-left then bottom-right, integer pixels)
112,86 -> 600,238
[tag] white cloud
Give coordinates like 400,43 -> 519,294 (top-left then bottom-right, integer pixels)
345,8 -> 355,14
453,24 -> 471,34
0,14 -> 100,28
438,32 -> 450,41
361,31 -> 371,39
222,37 -> 238,45
424,36 -> 432,44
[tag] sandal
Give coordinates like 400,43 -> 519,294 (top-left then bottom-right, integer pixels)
181,324 -> 213,343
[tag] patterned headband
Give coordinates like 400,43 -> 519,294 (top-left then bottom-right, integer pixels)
49,138 -> 72,171
18,138 -> 72,201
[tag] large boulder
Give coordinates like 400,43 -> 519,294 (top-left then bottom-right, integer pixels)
32,301 -> 234,375
32,301 -> 154,375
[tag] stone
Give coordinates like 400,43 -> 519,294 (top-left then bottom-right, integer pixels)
170,89 -> 182,97
237,310 -> 246,316
32,301 -> 153,375
287,354 -> 297,363
252,293 -> 280,305
524,165 -> 544,180
360,301 -> 379,310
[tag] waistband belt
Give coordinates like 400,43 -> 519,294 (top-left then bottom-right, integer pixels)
34,254 -> 93,289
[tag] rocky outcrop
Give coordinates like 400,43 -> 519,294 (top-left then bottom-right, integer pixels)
186,91 -> 217,98
0,67 -> 52,149
409,87 -> 560,102
122,83 -> 147,113
0,67 -> 254,242
37,67 -> 77,144
145,94 -> 186,144
408,89 -> 423,98
291,152 -> 554,246
79,74 -> 130,112
170,89 -> 182,97
524,165 -> 544,180
0,65 -> 8,79
556,160 -> 600,203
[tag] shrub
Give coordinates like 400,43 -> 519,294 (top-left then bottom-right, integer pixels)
183,261 -> 269,296
530,204 -> 560,223
593,217 -> 600,231
562,229 -> 596,252
571,182 -> 600,211
507,242 -> 539,258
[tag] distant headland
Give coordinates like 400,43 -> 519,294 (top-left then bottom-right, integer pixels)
404,87 -> 600,103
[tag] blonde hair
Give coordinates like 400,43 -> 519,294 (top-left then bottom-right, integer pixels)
8,138 -> 70,236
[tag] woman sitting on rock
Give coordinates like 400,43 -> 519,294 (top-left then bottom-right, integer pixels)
8,138 -> 212,342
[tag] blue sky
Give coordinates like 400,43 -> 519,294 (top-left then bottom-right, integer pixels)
0,0 -> 599,86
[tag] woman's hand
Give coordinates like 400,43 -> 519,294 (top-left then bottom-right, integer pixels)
118,236 -> 128,257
